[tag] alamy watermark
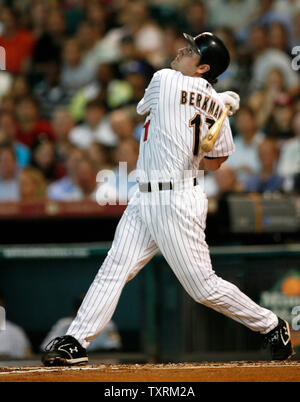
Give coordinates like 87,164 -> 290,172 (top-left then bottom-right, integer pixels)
292,46 -> 300,71
95,163 -> 205,207
0,306 -> 5,331
292,306 -> 300,330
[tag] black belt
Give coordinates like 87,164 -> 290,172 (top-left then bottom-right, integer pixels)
139,177 -> 197,193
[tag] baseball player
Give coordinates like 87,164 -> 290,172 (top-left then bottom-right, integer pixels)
42,32 -> 294,366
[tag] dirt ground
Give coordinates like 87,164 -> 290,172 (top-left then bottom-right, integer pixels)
0,361 -> 300,382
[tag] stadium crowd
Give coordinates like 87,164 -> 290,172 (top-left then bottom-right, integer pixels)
0,0 -> 300,205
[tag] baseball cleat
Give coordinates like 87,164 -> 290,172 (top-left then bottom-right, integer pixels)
263,317 -> 295,360
41,335 -> 88,366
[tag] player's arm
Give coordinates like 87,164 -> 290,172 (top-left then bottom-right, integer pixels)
203,156 -> 228,171
203,91 -> 239,171
136,71 -> 161,115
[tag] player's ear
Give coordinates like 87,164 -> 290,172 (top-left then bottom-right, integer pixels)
196,64 -> 210,76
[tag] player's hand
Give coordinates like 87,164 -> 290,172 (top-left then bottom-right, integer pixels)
218,91 -> 240,117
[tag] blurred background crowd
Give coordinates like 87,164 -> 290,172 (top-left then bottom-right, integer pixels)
0,0 -> 300,205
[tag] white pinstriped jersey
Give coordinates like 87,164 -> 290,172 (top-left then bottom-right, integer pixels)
136,68 -> 235,181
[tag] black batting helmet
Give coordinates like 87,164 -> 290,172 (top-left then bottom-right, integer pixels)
183,32 -> 230,83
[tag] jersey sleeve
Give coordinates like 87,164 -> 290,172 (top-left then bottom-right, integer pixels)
204,117 -> 235,158
136,71 -> 161,115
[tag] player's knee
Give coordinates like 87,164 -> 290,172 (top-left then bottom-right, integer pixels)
191,275 -> 223,304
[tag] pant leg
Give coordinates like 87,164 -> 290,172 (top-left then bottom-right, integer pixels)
67,194 -> 159,348
140,187 -> 278,334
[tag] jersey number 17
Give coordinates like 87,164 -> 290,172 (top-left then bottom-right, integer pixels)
189,114 -> 215,156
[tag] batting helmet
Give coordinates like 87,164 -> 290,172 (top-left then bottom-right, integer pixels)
183,32 -> 230,82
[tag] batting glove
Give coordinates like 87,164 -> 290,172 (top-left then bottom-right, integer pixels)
218,91 -> 240,117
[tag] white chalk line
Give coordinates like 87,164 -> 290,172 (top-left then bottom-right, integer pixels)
0,362 -> 300,376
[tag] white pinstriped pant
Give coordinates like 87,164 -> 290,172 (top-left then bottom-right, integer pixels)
67,185 -> 278,348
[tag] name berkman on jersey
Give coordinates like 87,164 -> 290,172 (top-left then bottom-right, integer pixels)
180,90 -> 223,119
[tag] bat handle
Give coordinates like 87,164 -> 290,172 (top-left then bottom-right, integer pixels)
220,104 -> 231,121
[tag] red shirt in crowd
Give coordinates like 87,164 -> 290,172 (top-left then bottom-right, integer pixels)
0,29 -> 35,73
16,120 -> 56,148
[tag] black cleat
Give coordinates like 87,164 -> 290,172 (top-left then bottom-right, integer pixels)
42,335 -> 88,366
263,318 -> 295,360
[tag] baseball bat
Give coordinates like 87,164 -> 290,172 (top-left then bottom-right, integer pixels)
200,104 -> 231,153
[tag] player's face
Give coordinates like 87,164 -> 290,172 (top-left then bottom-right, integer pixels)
171,46 -> 201,76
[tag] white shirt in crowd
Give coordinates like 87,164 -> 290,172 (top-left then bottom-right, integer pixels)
0,320 -> 31,358
69,117 -> 117,149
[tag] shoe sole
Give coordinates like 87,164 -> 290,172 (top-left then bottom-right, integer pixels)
43,357 -> 88,367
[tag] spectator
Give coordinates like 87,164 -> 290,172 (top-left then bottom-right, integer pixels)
29,0 -> 49,40
30,138 -> 64,183
264,95 -> 294,140
237,0 -> 292,42
15,96 -> 55,148
98,138 -> 139,204
121,60 -> 154,104
76,19 -> 119,69
0,71 -> 13,101
181,1 -> 212,37
226,106 -> 265,185
275,0 -> 300,20
10,74 -> 31,103
96,62 -> 132,110
0,145 -> 20,201
247,25 -> 300,96
85,1 -> 108,29
68,62 -> 131,121
212,164 -> 244,234
31,8 -> 66,75
0,292 -> 32,358
51,107 -> 75,163
110,107 -> 137,142
40,294 -> 121,353
0,111 -> 30,168
60,38 -> 97,97
34,62 -> 70,120
47,147 -> 85,201
118,0 -> 164,68
215,164 -> 245,196
245,139 -> 283,193
69,100 -> 117,149
63,0 -> 87,35
268,22 -> 291,55
75,157 -> 99,201
0,7 -> 35,74
19,167 -> 47,202
86,142 -> 110,171
248,68 -> 290,129
0,94 -> 16,114
277,111 -> 300,192
291,11 -> 300,48
207,0 -> 258,32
